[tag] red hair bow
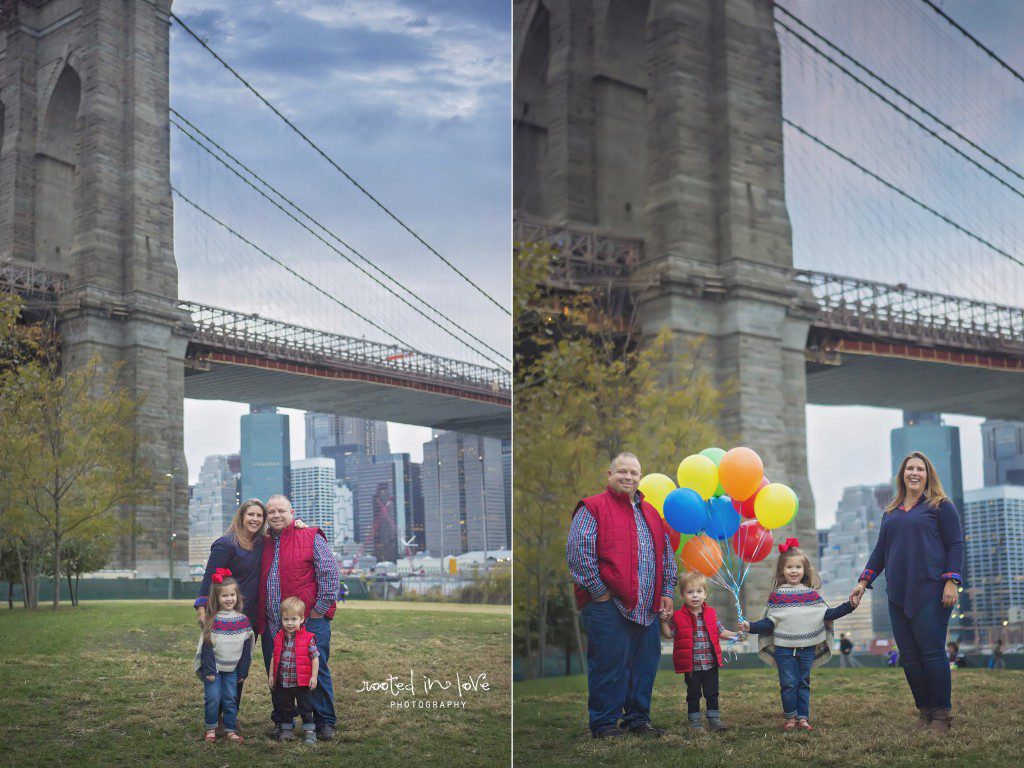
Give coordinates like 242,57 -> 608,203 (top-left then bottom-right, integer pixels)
211,567 -> 233,584
778,538 -> 800,554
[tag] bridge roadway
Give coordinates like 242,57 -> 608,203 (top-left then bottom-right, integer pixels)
516,217 -> 1024,421
0,261 -> 511,439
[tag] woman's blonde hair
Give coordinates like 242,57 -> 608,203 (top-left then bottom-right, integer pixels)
769,546 -> 820,591
886,451 -> 948,513
202,576 -> 244,646
227,498 -> 267,550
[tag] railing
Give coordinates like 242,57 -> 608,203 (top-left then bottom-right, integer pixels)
183,301 -> 511,395
796,270 -> 1024,351
514,215 -> 642,287
0,260 -> 69,296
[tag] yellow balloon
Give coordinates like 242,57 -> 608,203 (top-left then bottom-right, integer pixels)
638,473 -> 676,514
754,483 -> 799,529
676,454 -> 718,501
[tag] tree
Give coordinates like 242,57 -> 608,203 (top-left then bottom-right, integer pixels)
60,528 -> 117,606
0,345 -> 147,609
513,242 -> 726,677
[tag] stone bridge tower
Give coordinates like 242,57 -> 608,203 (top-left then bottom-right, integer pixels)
0,0 -> 189,577
515,0 -> 819,621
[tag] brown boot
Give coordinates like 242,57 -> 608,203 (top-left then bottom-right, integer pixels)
913,707 -> 933,731
930,709 -> 952,733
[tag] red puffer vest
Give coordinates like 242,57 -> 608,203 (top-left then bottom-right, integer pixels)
672,604 -> 724,673
271,627 -> 315,687
257,522 -> 336,635
572,486 -> 666,612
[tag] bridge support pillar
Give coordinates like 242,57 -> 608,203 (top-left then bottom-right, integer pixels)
0,1 -> 190,576
637,0 -> 819,622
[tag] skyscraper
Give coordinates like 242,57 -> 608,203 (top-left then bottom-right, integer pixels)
291,458 -> 337,542
981,420 -> 1024,486
963,486 -> 1024,643
353,457 -> 401,562
502,438 -> 512,548
818,484 -> 893,644
422,431 -> 508,557
304,413 -> 390,461
240,405 -> 290,502
188,455 -> 239,572
333,482 -> 355,551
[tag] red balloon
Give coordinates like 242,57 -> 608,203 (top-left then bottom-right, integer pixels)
731,519 -> 774,563
733,477 -> 770,519
664,519 -> 681,553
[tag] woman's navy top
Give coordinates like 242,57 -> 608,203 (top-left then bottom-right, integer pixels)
859,497 -> 963,618
194,533 -> 265,631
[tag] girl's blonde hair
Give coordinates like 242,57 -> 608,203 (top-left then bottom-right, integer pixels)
202,576 -> 243,646
227,498 -> 268,550
886,451 -> 949,513
769,546 -> 820,591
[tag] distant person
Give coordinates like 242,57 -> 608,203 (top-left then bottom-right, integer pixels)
946,641 -> 969,669
267,597 -> 320,745
839,633 -> 861,668
887,648 -> 900,667
339,581 -> 349,604
660,571 -> 740,732
566,452 -> 677,738
850,451 -> 963,734
989,640 -> 1006,670
740,539 -> 858,732
194,571 -> 254,743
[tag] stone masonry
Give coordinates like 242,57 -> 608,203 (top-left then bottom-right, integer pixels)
515,0 -> 819,624
0,0 -> 190,576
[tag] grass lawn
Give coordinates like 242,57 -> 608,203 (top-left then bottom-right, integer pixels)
0,600 -> 510,767
514,666 -> 1024,768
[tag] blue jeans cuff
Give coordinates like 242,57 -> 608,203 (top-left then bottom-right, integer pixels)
706,710 -> 720,719
783,710 -> 797,718
688,712 -> 702,722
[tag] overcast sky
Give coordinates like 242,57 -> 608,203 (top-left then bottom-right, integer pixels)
169,1 -> 509,482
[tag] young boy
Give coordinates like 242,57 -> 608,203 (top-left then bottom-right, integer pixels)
660,571 -> 740,732
268,596 -> 321,744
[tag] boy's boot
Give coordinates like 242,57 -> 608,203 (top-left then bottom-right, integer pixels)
302,723 -> 317,745
913,707 -> 933,731
278,724 -> 295,741
688,712 -> 705,733
930,709 -> 953,734
706,711 -> 729,732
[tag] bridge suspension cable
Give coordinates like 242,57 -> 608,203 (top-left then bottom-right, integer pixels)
170,187 -> 504,381
774,5 -> 1024,196
169,12 -> 510,317
783,118 -> 1024,270
917,0 -> 1024,89
169,109 -> 510,369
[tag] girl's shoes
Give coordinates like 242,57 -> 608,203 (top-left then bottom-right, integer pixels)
782,718 -> 797,731
226,732 -> 244,742
204,730 -> 217,743
797,719 -> 813,731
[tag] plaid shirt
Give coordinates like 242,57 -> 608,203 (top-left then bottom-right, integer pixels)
692,612 -> 725,671
276,631 -> 319,688
567,498 -> 678,626
264,527 -> 341,638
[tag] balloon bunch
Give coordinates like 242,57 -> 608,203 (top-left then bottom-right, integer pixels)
639,447 -> 798,625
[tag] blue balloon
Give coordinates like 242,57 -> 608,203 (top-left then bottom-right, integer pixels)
663,488 -> 709,535
707,496 -> 741,539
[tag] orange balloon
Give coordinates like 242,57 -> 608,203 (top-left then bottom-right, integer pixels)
718,447 -> 764,502
681,534 -> 723,577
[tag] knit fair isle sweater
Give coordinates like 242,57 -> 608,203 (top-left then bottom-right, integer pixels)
194,610 -> 255,680
746,585 -> 855,669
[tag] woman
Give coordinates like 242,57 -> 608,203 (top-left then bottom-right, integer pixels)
850,451 -> 963,734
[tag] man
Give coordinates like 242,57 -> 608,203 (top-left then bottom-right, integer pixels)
839,632 -> 860,668
566,452 -> 678,738
258,495 -> 341,741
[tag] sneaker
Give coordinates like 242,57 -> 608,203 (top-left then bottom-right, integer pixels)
626,722 -> 666,737
303,728 -> 317,746
707,717 -> 729,732
278,728 -> 296,742
316,724 -> 336,741
592,727 -> 627,739
688,719 -> 706,733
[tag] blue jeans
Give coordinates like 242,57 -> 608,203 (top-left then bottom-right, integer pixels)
204,669 -> 239,731
580,599 -> 661,735
888,596 -> 953,710
306,617 -> 337,728
775,645 -> 816,720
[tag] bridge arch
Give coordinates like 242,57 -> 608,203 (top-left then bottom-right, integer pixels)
34,63 -> 81,271
513,1 -> 551,217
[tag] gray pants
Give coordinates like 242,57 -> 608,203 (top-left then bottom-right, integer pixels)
839,653 -> 861,668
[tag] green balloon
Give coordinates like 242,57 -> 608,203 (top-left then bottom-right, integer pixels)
699,448 -> 727,496
676,533 -> 694,554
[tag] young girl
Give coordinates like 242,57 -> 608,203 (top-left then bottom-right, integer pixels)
660,571 -> 740,732
193,568 -> 254,743
739,539 -> 858,731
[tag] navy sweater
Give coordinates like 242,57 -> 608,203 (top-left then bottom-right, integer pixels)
860,497 -> 964,618
194,533 -> 265,631
746,601 -> 855,635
